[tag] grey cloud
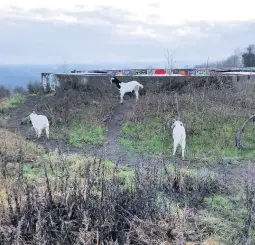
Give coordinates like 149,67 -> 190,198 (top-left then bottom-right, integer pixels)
0,6 -> 255,66
148,3 -> 160,8
8,5 -> 23,11
0,16 -> 163,64
10,6 -> 136,26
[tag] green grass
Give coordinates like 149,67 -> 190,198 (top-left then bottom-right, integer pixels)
22,153 -> 116,182
23,164 -> 44,180
0,93 -> 25,110
118,166 -> 135,188
22,153 -> 135,188
201,193 -> 251,244
120,117 -> 170,155
120,117 -> 255,160
61,123 -> 105,147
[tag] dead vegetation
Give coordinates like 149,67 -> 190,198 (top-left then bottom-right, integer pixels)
0,129 -> 44,164
0,142 -> 254,244
0,144 -> 232,245
0,78 -> 255,244
37,87 -> 116,126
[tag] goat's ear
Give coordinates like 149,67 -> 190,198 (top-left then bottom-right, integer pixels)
32,111 -> 35,114
171,121 -> 175,129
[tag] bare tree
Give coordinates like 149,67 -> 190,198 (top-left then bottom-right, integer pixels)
164,49 -> 175,74
206,56 -> 210,74
195,48 -> 243,68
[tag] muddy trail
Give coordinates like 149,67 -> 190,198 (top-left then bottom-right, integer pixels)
5,94 -> 165,167
100,96 -> 164,166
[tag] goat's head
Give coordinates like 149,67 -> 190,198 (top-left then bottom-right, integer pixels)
110,77 -> 121,89
29,111 -> 37,117
110,77 -> 114,83
171,119 -> 183,129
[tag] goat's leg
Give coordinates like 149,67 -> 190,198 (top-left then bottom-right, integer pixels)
173,141 -> 178,157
120,92 -> 125,103
34,128 -> 38,138
45,126 -> 50,139
38,129 -> 42,139
181,140 -> 186,160
135,88 -> 139,101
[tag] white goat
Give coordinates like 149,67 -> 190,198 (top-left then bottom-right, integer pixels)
171,120 -> 186,160
29,111 -> 49,139
110,77 -> 144,103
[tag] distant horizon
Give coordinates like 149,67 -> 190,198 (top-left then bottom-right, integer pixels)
0,60 -> 209,69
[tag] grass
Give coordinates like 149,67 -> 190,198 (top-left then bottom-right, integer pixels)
118,166 -> 135,188
22,152 -> 134,185
120,117 -> 170,155
0,81 -> 254,244
200,193 -> 250,244
120,116 -> 255,160
0,93 -> 25,110
36,88 -> 115,148
0,115 -> 9,127
0,139 -> 253,244
0,128 -> 44,163
59,123 -> 105,147
23,163 -> 44,180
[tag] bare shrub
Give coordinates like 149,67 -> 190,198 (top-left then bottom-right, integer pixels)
128,80 -> 255,131
38,87 -> 116,126
0,85 -> 10,99
0,148 -> 228,244
13,86 -> 27,95
232,180 -> 255,244
55,75 -> 89,92
27,81 -> 44,94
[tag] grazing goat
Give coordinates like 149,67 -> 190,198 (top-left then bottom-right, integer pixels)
172,120 -> 186,160
29,111 -> 49,139
110,77 -> 144,103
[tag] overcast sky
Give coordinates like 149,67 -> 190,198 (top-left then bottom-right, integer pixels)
0,0 -> 255,67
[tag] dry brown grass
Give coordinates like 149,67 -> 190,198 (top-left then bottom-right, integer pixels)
0,128 -> 44,164
0,145 -> 232,245
38,88 -> 116,126
128,81 -> 255,123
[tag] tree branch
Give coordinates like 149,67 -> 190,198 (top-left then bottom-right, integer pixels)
236,114 -> 255,149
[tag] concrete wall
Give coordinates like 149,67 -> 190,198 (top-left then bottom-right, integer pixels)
54,74 -> 255,94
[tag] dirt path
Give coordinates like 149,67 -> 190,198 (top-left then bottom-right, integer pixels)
100,96 -> 163,166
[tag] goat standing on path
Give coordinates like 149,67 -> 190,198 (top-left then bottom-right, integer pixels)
29,111 -> 49,139
172,120 -> 186,160
110,77 -> 144,103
